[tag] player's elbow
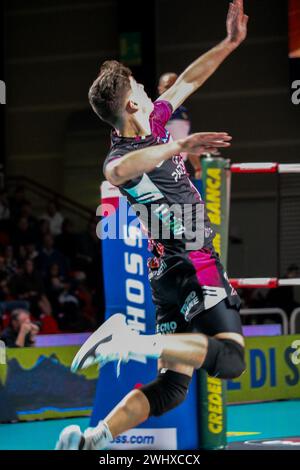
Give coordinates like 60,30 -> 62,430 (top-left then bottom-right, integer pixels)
105,164 -> 126,187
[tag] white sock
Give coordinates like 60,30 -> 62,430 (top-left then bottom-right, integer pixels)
83,420 -> 113,450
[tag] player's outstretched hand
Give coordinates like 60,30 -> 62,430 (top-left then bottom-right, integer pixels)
178,132 -> 232,156
226,0 -> 249,47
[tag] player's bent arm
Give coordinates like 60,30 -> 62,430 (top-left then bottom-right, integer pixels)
104,132 -> 232,186
105,141 -> 183,186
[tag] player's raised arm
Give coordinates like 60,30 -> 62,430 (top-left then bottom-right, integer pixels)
159,0 -> 249,111
104,132 -> 232,186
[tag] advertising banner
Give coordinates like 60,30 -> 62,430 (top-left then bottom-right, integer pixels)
0,346 -> 98,422
201,157 -> 231,267
228,335 -> 300,403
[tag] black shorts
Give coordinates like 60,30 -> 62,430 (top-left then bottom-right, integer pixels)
148,245 -> 242,336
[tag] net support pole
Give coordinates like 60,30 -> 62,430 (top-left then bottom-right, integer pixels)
196,157 -> 231,449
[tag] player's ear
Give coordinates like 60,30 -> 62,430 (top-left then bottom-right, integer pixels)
126,100 -> 139,114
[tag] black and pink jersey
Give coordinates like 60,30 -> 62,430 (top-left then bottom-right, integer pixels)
103,100 -> 215,255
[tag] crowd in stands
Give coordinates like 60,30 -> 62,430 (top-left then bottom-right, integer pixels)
0,185 -> 104,347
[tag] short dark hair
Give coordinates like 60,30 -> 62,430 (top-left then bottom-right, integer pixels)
88,60 -> 132,127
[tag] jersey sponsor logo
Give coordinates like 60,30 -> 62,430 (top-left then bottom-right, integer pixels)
148,259 -> 167,280
156,321 -> 177,334
181,291 -> 200,319
171,155 -> 187,182
156,259 -> 167,276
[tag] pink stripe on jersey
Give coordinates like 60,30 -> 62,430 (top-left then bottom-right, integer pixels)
188,250 -> 223,287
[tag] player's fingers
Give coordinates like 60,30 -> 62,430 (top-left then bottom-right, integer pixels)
198,137 -> 232,146
193,132 -> 232,140
205,141 -> 231,148
227,2 -> 235,19
243,14 -> 249,26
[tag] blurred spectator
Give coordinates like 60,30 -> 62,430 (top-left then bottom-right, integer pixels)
37,234 -> 68,278
12,217 -> 36,250
0,262 -> 30,317
16,245 -> 27,266
41,201 -> 64,236
75,279 -> 97,328
0,256 -> 9,282
45,263 -> 66,315
4,246 -> 18,275
9,185 -> 26,222
0,309 -> 40,347
36,218 -> 51,248
77,218 -> 104,323
25,243 -> 39,262
57,280 -> 86,331
0,190 -> 10,221
20,201 -> 38,234
78,219 -> 102,289
9,259 -> 45,317
55,218 -> 79,268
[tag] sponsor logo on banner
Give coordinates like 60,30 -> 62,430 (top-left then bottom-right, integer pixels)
108,428 -> 177,450
123,224 -> 147,333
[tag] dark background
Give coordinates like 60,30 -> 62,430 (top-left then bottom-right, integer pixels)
1,0 -> 300,280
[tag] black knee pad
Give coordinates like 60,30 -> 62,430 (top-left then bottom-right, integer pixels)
202,338 -> 246,380
140,370 -> 191,417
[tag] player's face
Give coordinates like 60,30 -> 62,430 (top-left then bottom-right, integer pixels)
129,77 -> 154,115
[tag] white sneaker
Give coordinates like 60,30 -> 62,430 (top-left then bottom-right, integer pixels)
55,425 -> 84,450
55,423 -> 112,451
71,314 -> 146,373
